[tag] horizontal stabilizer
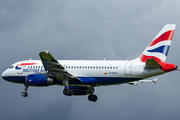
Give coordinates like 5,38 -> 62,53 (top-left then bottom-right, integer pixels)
145,59 -> 162,69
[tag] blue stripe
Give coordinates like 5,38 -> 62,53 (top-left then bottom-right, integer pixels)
3,76 -> 141,86
66,77 -> 140,85
147,45 -> 170,56
165,46 -> 170,56
2,76 -> 26,84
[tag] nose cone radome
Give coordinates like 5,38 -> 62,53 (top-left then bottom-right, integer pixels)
2,70 -> 8,80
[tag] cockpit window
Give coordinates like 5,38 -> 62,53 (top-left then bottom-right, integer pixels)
9,66 -> 14,69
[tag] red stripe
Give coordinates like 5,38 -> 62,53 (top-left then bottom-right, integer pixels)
18,63 -> 37,66
148,30 -> 175,47
139,54 -> 164,63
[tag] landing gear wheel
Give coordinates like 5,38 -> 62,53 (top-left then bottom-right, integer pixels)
22,92 -> 28,97
22,84 -> 29,97
63,88 -> 73,96
88,94 -> 98,102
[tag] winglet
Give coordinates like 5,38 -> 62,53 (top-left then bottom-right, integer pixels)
44,48 -> 50,55
145,59 -> 162,69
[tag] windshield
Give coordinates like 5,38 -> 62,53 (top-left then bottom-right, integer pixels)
9,65 -> 14,69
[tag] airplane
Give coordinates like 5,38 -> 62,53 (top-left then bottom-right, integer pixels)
2,24 -> 178,102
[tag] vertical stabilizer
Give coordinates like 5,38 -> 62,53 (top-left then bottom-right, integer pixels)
139,24 -> 176,62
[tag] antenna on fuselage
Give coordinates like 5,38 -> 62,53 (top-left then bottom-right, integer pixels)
29,58 -> 32,60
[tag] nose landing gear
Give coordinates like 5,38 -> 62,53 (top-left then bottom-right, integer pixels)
22,84 -> 29,97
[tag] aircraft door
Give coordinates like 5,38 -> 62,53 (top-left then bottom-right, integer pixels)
124,62 -> 133,75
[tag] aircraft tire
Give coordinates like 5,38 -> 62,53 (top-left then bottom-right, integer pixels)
88,94 -> 97,102
22,92 -> 28,97
63,88 -> 73,96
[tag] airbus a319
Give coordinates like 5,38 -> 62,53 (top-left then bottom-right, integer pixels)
2,24 -> 178,102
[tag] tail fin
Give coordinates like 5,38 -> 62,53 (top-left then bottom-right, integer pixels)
139,24 -> 176,62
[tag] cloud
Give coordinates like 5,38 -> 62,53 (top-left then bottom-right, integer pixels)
1,0 -> 180,120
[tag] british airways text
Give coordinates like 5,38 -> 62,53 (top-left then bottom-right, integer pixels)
23,69 -> 46,73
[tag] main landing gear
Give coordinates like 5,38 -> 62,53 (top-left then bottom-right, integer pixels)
22,84 -> 29,97
63,87 -> 98,102
63,88 -> 73,96
88,94 -> 98,102
88,87 -> 98,102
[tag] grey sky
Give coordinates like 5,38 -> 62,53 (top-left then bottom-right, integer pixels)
1,0 -> 180,120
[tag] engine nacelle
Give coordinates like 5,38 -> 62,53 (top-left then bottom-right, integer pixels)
26,74 -> 56,86
66,86 -> 94,96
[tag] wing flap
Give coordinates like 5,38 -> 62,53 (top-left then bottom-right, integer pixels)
47,61 -> 61,66
49,68 -> 66,72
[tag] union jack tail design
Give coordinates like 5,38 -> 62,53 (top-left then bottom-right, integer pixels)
139,24 -> 176,63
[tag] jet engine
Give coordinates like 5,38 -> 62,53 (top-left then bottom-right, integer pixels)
26,74 -> 56,86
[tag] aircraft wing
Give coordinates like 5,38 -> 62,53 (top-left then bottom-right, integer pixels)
39,51 -> 79,80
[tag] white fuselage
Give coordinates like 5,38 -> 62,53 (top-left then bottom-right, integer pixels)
2,58 -> 165,86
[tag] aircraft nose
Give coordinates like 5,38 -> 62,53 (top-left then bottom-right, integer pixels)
2,70 -> 8,80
